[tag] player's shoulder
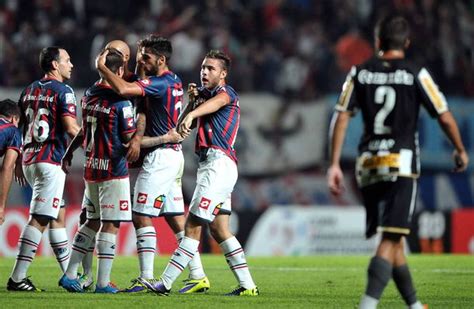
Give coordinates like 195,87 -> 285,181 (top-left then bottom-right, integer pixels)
216,84 -> 238,97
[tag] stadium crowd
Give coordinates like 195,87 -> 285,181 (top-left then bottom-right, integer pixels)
1,0 -> 474,98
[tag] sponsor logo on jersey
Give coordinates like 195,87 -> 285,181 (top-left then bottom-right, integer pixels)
67,104 -> 76,113
123,106 -> 133,118
153,195 -> 165,209
141,79 -> 150,85
34,197 -> 46,203
65,93 -> 76,104
212,203 -> 223,216
127,118 -> 134,128
137,193 -> 148,204
52,198 -> 60,208
199,197 -> 211,210
120,200 -> 129,211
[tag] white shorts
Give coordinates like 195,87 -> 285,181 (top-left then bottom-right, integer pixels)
189,148 -> 237,222
23,163 -> 66,219
133,148 -> 185,217
82,178 -> 132,222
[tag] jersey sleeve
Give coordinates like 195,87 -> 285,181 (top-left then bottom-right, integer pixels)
118,101 -> 136,136
335,66 -> 358,113
6,127 -> 22,154
215,86 -> 232,105
135,76 -> 167,98
416,67 -> 449,117
59,86 -> 78,118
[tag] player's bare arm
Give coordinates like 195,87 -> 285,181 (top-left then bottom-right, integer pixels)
178,92 -> 230,136
437,111 -> 469,172
14,154 -> 26,186
327,111 -> 351,196
0,148 -> 19,224
61,128 -> 84,174
140,128 -> 184,148
125,113 -> 145,162
62,115 -> 81,139
96,49 -> 143,97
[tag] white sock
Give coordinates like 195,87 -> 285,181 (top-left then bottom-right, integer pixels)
359,294 -> 379,309
136,226 -> 156,279
175,232 -> 205,279
161,236 -> 199,289
11,225 -> 43,282
65,226 -> 97,279
96,232 -> 116,288
49,228 -> 70,272
220,236 -> 256,289
82,240 -> 95,277
409,301 -> 424,309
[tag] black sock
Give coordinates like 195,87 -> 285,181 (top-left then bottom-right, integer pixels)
365,256 -> 393,299
393,264 -> 418,305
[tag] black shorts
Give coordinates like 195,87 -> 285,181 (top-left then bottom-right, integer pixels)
360,177 -> 418,238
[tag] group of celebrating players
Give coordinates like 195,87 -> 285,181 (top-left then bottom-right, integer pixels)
0,14 -> 471,308
0,34 -> 259,296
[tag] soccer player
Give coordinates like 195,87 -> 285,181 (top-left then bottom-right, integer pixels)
7,47 -> 81,291
0,99 -> 22,225
327,15 -> 468,309
75,40 -> 133,291
96,35 -> 209,294
142,50 -> 259,296
59,48 -> 135,293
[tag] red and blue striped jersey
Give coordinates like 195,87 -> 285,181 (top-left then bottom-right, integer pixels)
0,118 -> 22,157
82,83 -> 136,182
196,85 -> 240,163
19,78 -> 77,165
135,71 -> 183,150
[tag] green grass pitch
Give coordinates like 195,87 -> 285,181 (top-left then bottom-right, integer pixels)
0,255 -> 473,308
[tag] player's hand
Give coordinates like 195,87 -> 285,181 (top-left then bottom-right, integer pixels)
452,150 -> 469,172
178,114 -> 194,136
61,154 -> 73,174
188,83 -> 199,103
125,135 -> 141,163
165,128 -> 185,143
327,165 -> 345,196
95,49 -> 109,70
14,162 -> 27,186
0,207 -> 4,225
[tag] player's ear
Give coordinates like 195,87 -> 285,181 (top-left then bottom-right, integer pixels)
220,69 -> 227,80
52,59 -> 60,70
117,66 -> 124,78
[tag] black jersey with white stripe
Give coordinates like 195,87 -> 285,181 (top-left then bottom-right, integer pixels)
335,57 -> 448,186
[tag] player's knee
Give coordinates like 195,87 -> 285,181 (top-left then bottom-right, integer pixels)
29,214 -> 51,229
85,219 -> 101,232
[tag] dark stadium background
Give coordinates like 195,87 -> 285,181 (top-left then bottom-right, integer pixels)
1,0 -> 473,256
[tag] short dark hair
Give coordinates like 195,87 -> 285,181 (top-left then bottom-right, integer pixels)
39,46 -> 62,73
0,99 -> 21,118
138,35 -> 172,62
375,15 -> 410,51
104,48 -> 124,73
205,50 -> 231,72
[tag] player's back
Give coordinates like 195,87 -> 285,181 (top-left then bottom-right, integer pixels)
196,84 -> 240,163
82,83 -> 135,181
136,72 -> 183,145
0,118 -> 21,157
352,57 -> 424,151
20,78 -> 77,165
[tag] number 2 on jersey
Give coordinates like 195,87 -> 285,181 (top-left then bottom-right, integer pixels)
374,86 -> 396,135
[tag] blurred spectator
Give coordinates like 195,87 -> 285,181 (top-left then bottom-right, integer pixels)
0,0 -> 472,97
